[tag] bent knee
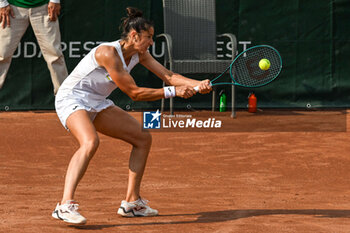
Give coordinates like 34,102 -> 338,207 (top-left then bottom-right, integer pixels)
135,130 -> 152,148
80,137 -> 100,155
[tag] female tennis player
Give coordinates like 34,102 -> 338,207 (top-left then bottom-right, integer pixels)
51,7 -> 211,224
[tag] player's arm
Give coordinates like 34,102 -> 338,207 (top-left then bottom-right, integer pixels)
139,52 -> 211,94
95,46 -> 194,101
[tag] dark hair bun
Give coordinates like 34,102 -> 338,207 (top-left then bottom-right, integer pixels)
126,7 -> 143,19
120,7 -> 153,40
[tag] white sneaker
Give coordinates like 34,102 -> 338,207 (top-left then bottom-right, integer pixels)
117,198 -> 158,217
52,200 -> 87,224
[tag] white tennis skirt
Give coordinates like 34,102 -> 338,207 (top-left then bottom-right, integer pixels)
55,95 -> 115,130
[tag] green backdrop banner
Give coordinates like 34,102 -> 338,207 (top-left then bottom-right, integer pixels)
0,0 -> 349,111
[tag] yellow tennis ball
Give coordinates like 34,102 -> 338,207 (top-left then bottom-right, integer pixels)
259,58 -> 271,70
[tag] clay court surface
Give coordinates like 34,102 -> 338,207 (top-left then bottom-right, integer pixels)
1,109 -> 350,233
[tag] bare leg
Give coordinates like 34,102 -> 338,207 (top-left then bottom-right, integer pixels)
61,110 -> 99,204
93,106 -> 152,202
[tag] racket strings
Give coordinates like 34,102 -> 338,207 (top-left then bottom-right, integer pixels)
231,46 -> 282,87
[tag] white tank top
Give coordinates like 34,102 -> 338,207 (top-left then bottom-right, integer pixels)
56,40 -> 139,108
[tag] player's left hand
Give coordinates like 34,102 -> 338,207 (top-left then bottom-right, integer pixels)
48,2 -> 61,21
197,79 -> 212,94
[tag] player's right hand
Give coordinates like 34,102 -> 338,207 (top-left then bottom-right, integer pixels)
0,5 -> 14,28
175,86 -> 196,99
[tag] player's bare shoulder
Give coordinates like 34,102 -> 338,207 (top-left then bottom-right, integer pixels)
95,45 -> 122,69
95,45 -> 119,61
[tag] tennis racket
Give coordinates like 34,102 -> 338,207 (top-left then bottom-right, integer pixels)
194,45 -> 282,91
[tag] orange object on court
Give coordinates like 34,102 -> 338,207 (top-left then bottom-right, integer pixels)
248,93 -> 257,113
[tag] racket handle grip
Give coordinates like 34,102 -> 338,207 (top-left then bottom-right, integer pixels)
193,83 -> 212,92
